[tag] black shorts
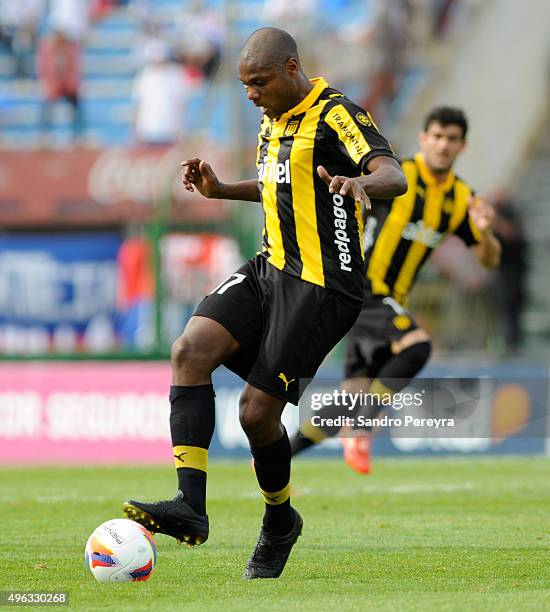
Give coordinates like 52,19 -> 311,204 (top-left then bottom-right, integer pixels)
194,255 -> 361,404
344,291 -> 419,379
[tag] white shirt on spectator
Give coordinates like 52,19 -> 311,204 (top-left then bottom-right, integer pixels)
132,59 -> 194,144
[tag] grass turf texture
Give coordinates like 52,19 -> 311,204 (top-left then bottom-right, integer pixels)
0,457 -> 549,611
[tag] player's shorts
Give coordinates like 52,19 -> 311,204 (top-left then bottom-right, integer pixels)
344,291 -> 419,379
194,254 -> 361,404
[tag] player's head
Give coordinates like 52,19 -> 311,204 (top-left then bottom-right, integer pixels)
419,106 -> 468,174
238,27 -> 306,119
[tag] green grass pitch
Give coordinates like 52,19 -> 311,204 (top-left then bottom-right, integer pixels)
1,457 -> 549,611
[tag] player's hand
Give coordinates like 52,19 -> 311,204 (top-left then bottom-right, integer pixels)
317,165 -> 372,211
468,195 -> 495,234
180,158 -> 222,198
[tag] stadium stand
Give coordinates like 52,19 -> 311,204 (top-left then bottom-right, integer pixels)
0,0 -> 425,149
0,0 -> 240,147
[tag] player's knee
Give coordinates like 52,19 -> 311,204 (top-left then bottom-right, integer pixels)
171,334 -> 211,375
239,397 -> 265,436
239,394 -> 278,440
171,335 -> 191,367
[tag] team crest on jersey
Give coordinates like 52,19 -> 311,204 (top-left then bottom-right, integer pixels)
284,120 -> 299,137
356,112 -> 372,127
393,315 -> 412,331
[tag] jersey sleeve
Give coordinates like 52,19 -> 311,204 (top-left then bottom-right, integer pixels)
323,99 -> 395,172
453,213 -> 482,246
449,181 -> 482,246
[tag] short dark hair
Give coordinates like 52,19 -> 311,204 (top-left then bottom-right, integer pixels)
423,106 -> 468,138
240,27 -> 299,71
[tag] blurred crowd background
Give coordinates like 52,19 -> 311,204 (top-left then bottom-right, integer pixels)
0,0 -> 549,365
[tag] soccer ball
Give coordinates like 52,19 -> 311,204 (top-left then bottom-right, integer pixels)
85,518 -> 157,583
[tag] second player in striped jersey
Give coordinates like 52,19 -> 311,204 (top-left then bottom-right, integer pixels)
290,106 -> 501,473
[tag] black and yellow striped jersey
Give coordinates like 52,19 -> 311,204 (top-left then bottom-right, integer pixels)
256,77 -> 395,303
365,152 -> 481,304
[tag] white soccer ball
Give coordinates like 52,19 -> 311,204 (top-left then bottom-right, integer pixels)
85,518 -> 157,583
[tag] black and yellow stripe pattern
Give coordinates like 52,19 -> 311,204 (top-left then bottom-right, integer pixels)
256,77 -> 395,302
366,153 -> 481,304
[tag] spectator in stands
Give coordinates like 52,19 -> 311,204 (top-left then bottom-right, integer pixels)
172,0 -> 225,80
36,29 -> 84,144
360,0 -> 412,120
132,13 -> 165,70
488,189 -> 528,351
131,40 -> 196,145
0,0 -> 46,78
49,0 -> 90,42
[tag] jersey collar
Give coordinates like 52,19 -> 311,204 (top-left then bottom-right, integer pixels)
414,152 -> 455,191
277,77 -> 328,121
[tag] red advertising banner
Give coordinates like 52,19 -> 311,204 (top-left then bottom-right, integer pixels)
0,142 -> 230,226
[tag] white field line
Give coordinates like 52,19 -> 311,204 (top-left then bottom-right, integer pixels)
235,481 -> 476,500
0,482 -> 475,504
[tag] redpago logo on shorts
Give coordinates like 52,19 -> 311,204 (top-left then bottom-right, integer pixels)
332,193 -> 353,272
258,158 -> 291,184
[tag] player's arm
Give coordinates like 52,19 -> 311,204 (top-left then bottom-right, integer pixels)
360,155 -> 408,198
320,155 -> 407,199
181,158 -> 260,202
468,196 -> 501,268
318,156 -> 406,210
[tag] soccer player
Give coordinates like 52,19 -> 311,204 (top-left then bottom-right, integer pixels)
289,106 -> 501,473
122,27 -> 407,579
